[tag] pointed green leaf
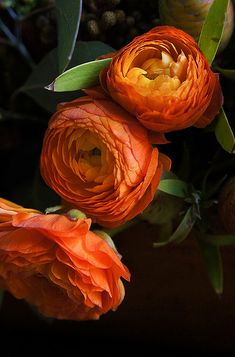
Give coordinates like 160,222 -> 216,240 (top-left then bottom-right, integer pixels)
46,58 -> 112,92
203,234 -> 235,246
198,241 -> 223,294
198,0 -> 229,65
16,41 -> 114,112
215,108 -> 235,153
158,179 -> 189,198
153,206 -> 196,247
45,205 -> 63,214
215,66 -> 235,82
55,0 -> 83,73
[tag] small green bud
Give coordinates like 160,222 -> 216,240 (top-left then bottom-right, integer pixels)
126,16 -> 135,27
67,209 -> 87,221
115,9 -> 126,24
101,11 -> 117,29
87,19 -> 100,37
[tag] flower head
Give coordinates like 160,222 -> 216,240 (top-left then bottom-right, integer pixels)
40,88 -> 171,228
100,26 -> 223,133
0,198 -> 130,320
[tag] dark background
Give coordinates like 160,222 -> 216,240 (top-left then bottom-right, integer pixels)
1,222 -> 235,354
1,1 -> 235,355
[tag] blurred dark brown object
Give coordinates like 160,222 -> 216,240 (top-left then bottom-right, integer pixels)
219,177 -> 235,234
0,44 -> 29,107
21,6 -> 57,62
80,0 -> 160,48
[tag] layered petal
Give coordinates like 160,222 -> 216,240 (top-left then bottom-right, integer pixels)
40,89 -> 170,228
100,26 -> 223,133
0,198 -> 130,320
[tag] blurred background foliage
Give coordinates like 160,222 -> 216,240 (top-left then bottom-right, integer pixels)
0,0 -> 163,205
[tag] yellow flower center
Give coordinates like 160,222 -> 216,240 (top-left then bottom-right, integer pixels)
68,129 -> 114,185
126,50 -> 188,95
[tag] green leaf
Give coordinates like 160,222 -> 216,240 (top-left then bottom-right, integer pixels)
214,66 -> 235,82
153,206 -> 196,247
15,41 -> 114,113
158,179 -> 189,198
55,0 -> 83,73
198,0 -> 229,65
198,240 -> 223,294
203,234 -> 235,246
13,48 -> 79,113
47,58 -> 112,92
45,205 -> 63,214
215,108 -> 235,153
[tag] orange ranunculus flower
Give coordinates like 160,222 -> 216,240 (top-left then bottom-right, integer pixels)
0,198 -> 130,320
100,26 -> 223,133
40,88 -> 171,228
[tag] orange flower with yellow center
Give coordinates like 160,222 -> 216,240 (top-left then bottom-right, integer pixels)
40,89 -> 171,228
0,198 -> 130,320
100,26 -> 223,133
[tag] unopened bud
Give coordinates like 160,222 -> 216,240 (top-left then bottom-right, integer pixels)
101,11 -> 117,29
67,209 -> 87,221
115,9 -> 126,24
126,16 -> 135,28
87,19 -> 100,37
159,0 -> 234,53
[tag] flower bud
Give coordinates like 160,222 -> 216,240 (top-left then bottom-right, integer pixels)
218,177 -> 235,234
159,0 -> 234,52
101,11 -> 117,29
67,209 -> 87,221
87,19 -> 100,37
115,9 -> 126,24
